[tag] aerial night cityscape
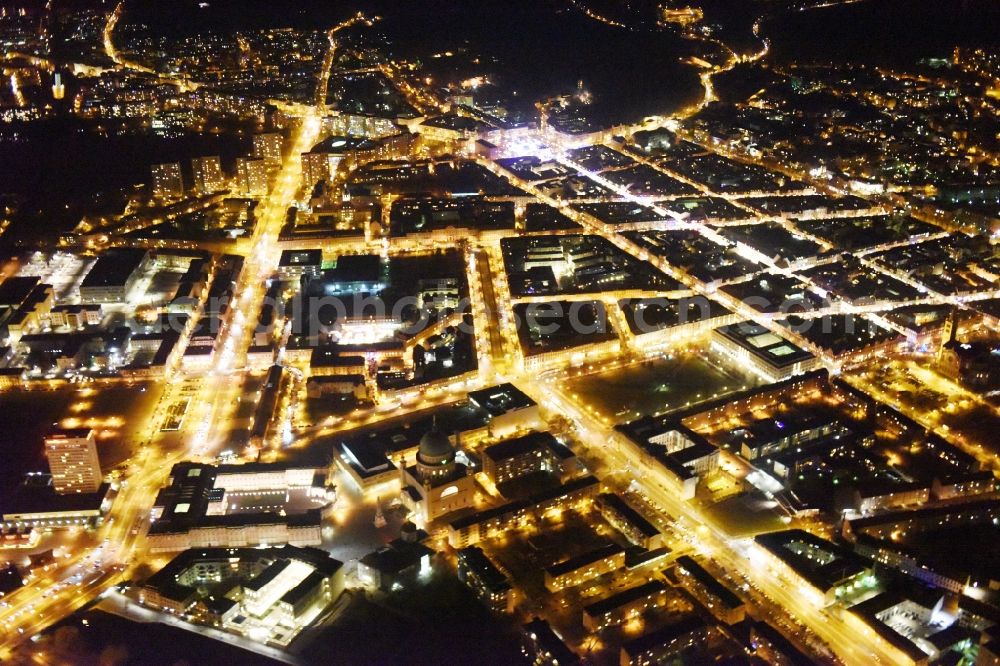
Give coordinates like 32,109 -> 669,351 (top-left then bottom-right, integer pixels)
0,1 -> 999,665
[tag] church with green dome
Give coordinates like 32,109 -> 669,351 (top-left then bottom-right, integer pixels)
399,421 -> 477,524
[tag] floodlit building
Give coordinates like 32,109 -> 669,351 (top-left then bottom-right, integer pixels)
147,461 -> 334,552
136,545 -> 344,646
51,72 -> 65,100
712,322 -> 819,382
399,423 -> 476,523
615,419 -> 720,500
44,428 -> 102,494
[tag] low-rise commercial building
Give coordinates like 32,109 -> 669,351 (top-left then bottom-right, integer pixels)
1,477 -> 111,533
357,533 -> 434,592
79,249 -> 149,304
278,249 -> 323,282
467,383 -> 542,438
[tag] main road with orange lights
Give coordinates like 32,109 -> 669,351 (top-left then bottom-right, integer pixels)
0,6 -> 326,652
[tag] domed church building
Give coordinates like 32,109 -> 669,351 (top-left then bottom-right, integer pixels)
399,421 -> 477,524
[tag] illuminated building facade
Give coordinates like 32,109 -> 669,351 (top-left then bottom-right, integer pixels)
236,156 -> 268,196
481,432 -> 577,485
399,424 -> 476,523
582,580 -> 668,631
456,546 -> 514,613
253,132 -> 284,165
191,156 -> 225,193
151,162 -> 184,198
543,543 -> 625,592
44,428 -> 102,494
136,546 -> 344,646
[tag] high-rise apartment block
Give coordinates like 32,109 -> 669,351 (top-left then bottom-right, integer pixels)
45,429 -> 102,494
253,133 -> 284,165
151,162 -> 184,198
191,156 -> 225,193
236,157 -> 268,196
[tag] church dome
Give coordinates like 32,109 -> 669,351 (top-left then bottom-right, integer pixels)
419,425 -> 453,460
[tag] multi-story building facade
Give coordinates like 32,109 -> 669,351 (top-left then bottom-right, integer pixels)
191,156 -> 225,193
44,428 -> 102,494
151,162 -> 184,198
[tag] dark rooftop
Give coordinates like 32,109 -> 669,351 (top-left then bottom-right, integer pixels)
80,249 -> 148,289
583,580 -> 666,617
0,276 -> 41,308
620,615 -> 707,657
545,542 -> 624,578
467,383 -> 536,417
674,555 -> 743,609
483,431 -> 558,463
2,479 -> 110,518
